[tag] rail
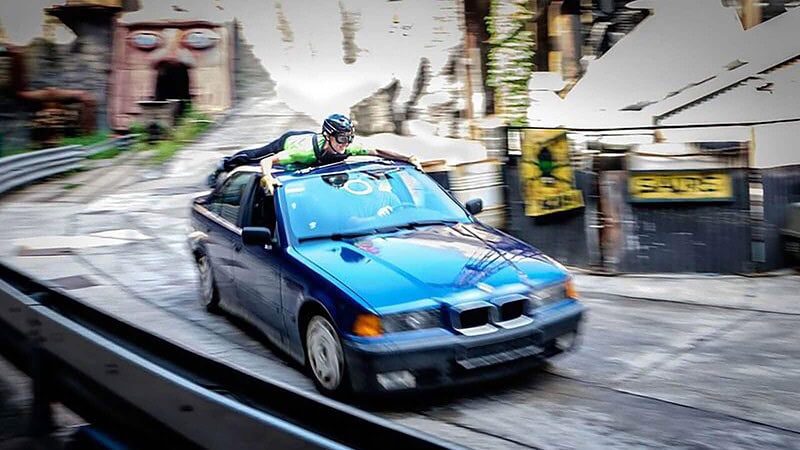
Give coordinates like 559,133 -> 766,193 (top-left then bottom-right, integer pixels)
0,262 -> 460,449
0,135 -> 138,196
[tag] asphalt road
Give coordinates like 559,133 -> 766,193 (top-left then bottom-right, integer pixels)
1,98 -> 799,449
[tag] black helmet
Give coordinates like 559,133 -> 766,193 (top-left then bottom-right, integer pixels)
322,114 -> 353,135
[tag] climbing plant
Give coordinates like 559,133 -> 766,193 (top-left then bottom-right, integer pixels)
486,0 -> 534,126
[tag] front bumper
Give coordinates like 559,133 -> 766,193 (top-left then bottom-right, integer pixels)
343,300 -> 584,393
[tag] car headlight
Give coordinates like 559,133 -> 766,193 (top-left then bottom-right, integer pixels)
382,309 -> 441,333
528,279 -> 577,309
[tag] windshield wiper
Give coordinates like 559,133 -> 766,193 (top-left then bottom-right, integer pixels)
298,226 -> 401,243
299,231 -> 372,243
398,219 -> 460,229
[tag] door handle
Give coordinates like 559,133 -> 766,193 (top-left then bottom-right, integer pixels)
234,243 -> 242,252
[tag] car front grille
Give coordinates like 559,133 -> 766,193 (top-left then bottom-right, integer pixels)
499,299 -> 526,322
451,294 -> 534,335
458,306 -> 492,329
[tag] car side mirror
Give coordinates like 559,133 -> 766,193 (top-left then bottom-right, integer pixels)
465,198 -> 483,215
242,227 -> 273,246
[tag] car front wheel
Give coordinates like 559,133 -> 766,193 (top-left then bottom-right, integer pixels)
305,315 -> 347,395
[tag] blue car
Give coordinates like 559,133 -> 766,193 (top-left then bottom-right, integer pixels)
188,157 -> 584,395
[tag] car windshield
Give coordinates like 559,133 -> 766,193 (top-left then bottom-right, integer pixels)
281,167 -> 471,241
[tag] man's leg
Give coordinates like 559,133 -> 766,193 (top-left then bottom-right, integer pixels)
207,140 -> 281,187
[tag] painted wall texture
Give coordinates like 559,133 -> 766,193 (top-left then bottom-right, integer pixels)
109,20 -> 233,130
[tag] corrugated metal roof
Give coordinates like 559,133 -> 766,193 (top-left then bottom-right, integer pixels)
660,60 -> 800,126
529,1 -> 800,130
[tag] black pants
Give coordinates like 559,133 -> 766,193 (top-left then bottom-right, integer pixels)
222,131 -> 314,171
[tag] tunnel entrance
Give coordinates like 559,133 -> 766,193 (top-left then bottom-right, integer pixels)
155,62 -> 191,117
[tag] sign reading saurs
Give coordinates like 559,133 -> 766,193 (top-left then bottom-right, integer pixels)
519,130 -> 584,216
628,170 -> 734,202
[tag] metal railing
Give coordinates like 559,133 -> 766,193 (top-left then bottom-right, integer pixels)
0,135 -> 138,196
84,134 -> 138,158
0,262 -> 460,449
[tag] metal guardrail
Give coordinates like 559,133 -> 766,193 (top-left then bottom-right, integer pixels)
0,262 -> 460,449
0,135 -> 138,196
84,134 -> 138,158
0,145 -> 85,195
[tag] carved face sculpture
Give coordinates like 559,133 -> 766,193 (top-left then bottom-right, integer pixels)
127,25 -> 225,68
109,21 -> 232,129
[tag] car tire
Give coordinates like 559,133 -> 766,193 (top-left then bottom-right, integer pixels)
786,236 -> 800,269
304,314 -> 349,396
196,253 -> 221,313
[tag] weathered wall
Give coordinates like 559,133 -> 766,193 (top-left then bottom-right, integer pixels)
0,31 -> 113,150
0,98 -> 28,153
600,170 -> 752,273
0,46 -> 27,152
2,15 -> 272,147
27,19 -> 114,131
0,12 -> 115,150
496,123 -> 779,273
504,154 -> 598,267
760,165 -> 800,269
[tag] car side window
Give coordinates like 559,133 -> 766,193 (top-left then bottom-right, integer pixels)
247,187 -> 278,235
210,173 -> 252,225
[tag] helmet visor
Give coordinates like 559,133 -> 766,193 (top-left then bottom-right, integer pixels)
333,132 -> 354,144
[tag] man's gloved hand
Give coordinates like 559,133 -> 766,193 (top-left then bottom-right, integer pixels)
260,175 -> 281,195
408,155 -> 423,171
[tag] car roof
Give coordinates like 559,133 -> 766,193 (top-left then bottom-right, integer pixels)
227,156 -> 412,182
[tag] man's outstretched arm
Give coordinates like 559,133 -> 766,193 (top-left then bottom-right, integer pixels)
259,151 -> 288,195
368,148 -> 422,171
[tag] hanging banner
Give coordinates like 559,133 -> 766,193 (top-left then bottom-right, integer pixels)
628,170 -> 734,202
519,129 -> 584,217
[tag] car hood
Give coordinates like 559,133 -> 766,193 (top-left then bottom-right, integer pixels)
294,223 -> 567,312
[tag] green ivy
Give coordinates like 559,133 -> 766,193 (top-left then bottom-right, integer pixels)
486,0 -> 534,126
127,107 -> 214,164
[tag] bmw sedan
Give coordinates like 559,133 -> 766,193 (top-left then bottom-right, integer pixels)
188,158 -> 584,395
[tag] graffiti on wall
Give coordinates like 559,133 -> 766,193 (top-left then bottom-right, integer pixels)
628,170 -> 734,202
520,129 -> 584,217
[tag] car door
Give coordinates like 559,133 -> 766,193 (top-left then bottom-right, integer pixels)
233,183 -> 285,345
204,172 -> 254,305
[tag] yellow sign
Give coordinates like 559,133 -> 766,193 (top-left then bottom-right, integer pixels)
629,171 -> 734,202
520,130 -> 584,217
